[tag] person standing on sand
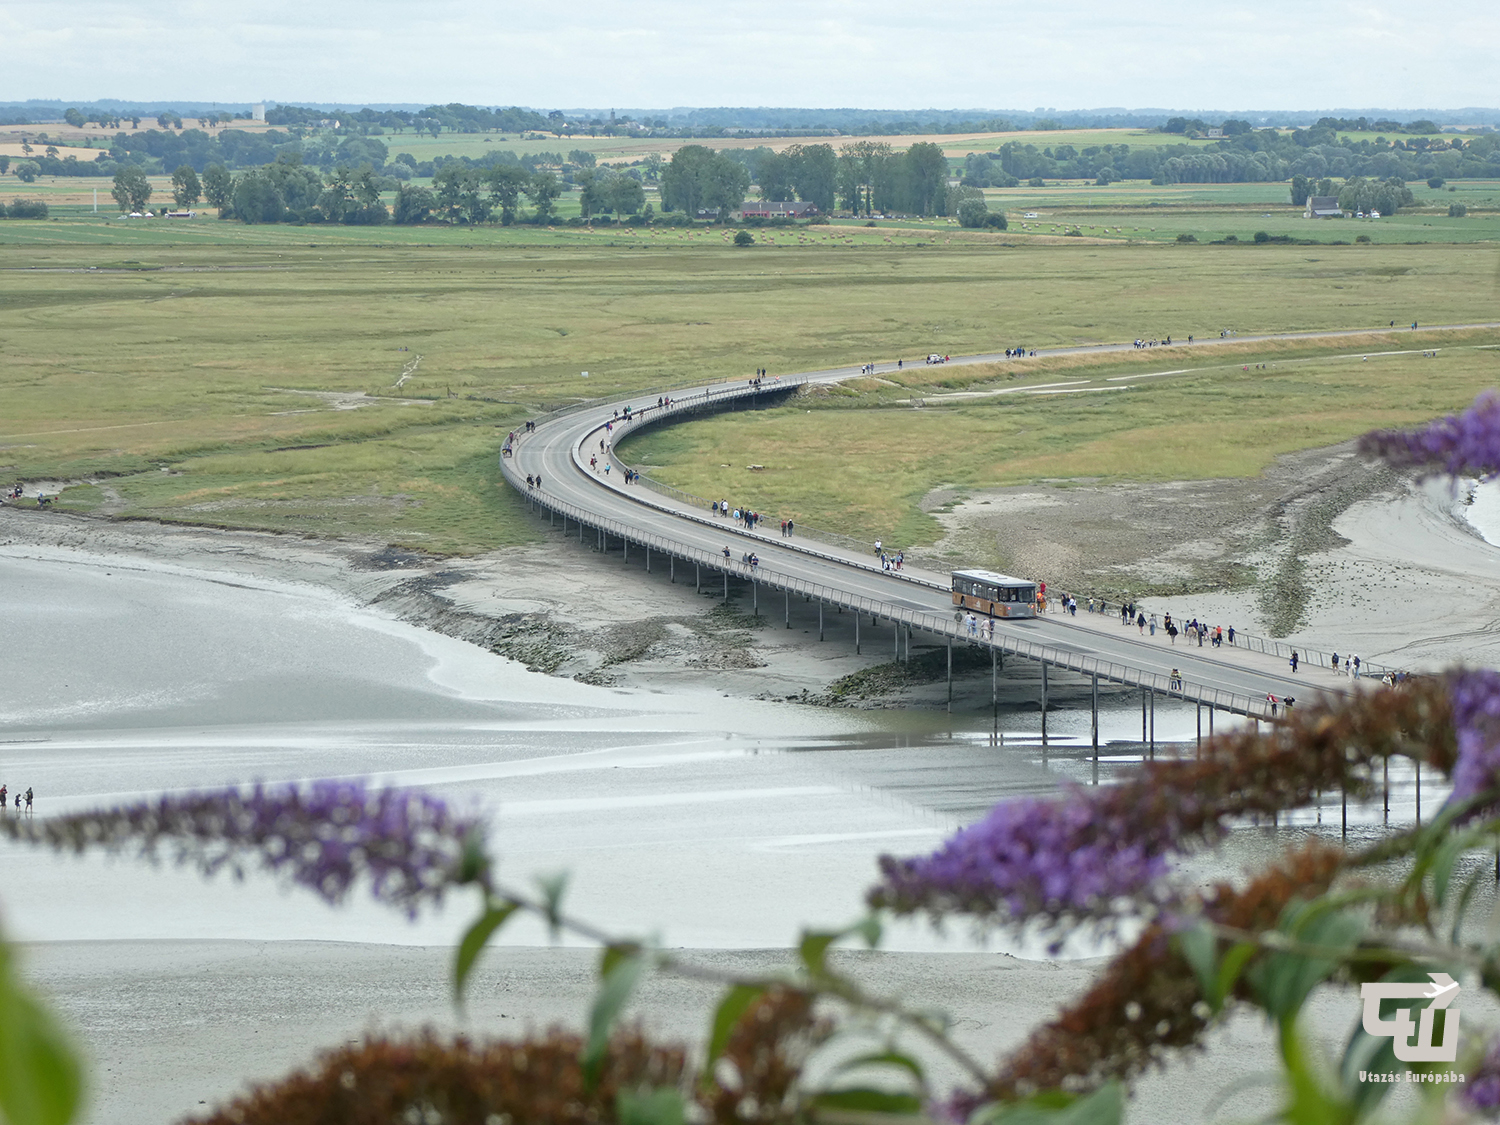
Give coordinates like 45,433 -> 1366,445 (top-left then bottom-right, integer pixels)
24,788 -> 32,815
0,784 -> 6,812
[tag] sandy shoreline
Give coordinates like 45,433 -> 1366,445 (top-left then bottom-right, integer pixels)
3,461 -> 1498,1124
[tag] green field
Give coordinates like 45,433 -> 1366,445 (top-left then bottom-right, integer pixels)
1,222 -> 1497,553
625,334 -> 1500,550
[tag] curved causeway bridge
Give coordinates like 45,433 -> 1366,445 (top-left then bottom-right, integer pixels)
501,333 -> 1439,730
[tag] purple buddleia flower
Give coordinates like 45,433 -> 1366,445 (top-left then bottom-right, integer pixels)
1464,1035 -> 1500,1112
1448,669 -> 1500,809
1360,390 -> 1500,479
0,781 -> 484,917
869,785 -> 1213,931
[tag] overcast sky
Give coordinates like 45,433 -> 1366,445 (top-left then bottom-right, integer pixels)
2,0 -> 1495,112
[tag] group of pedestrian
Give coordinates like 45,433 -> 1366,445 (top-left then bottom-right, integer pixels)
0,784 -> 33,815
961,612 -> 996,641
1329,652 -> 1363,678
779,519 -> 796,537
525,474 -> 542,489
1131,336 -> 1173,348
712,501 -> 764,530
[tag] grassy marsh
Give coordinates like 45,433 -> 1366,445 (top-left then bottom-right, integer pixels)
1,229 -> 1496,553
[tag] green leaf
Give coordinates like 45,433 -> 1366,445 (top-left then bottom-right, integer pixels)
1450,861 -> 1492,945
705,984 -> 764,1066
1214,941 -> 1259,1010
0,944 -> 84,1125
1177,922 -> 1218,1004
1277,1016 -> 1351,1125
852,913 -> 883,949
535,871 -> 569,938
617,1088 -> 686,1125
825,1050 -> 926,1084
1254,905 -> 1363,1022
453,900 -> 520,1003
599,941 -> 643,980
970,1082 -> 1124,1125
811,1088 -> 924,1115
798,928 -> 842,979
582,949 -> 646,1088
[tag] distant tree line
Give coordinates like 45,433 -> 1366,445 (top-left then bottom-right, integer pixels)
977,127 -> 1500,187
684,142 -> 950,216
265,102 -> 552,136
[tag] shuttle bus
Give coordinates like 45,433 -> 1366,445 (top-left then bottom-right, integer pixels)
951,569 -> 1038,619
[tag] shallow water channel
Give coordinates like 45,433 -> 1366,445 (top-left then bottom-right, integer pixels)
0,545 -> 1415,955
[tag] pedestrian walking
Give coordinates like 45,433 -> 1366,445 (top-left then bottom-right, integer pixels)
1290,651 -> 1299,673
1227,626 -> 1235,645
1137,612 -> 1145,634
1149,614 -> 1157,636
1353,655 -> 1361,679
1331,651 -> 1340,673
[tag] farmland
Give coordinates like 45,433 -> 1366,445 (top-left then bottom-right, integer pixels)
0,215 -> 1496,554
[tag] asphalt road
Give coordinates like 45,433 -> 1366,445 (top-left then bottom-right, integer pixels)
503,323 -> 1482,715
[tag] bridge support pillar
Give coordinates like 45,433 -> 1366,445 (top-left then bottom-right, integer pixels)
1196,702 -> 1202,759
670,556 -> 674,583
785,591 -> 789,629
645,546 -> 650,573
723,570 -> 728,600
550,509 -> 554,528
752,580 -> 757,615
855,614 -> 860,655
1142,689 -> 1148,749
991,648 -> 998,746
819,603 -> 824,642
893,620 -> 898,661
946,640 -> 952,712
695,562 -> 700,593
623,539 -> 628,564
1040,664 -> 1049,745
1149,689 -> 1155,760
580,519 -> 584,543
1208,706 -> 1214,739
1416,761 -> 1421,826
1091,674 -> 1100,786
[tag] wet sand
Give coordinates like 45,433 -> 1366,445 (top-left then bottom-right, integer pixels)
2,464 -> 1497,1124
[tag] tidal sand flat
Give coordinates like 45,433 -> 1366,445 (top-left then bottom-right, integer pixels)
2,484 -> 1496,1123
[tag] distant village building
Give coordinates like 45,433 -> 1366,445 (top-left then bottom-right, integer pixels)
1206,128 -> 1223,139
737,200 -> 819,219
251,103 -> 266,122
1304,195 -> 1343,218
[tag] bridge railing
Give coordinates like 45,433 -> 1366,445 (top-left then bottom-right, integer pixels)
558,383 -> 950,596
1055,602 -> 1387,680
601,381 -> 954,568
500,467 -> 1278,721
560,383 -> 1391,682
